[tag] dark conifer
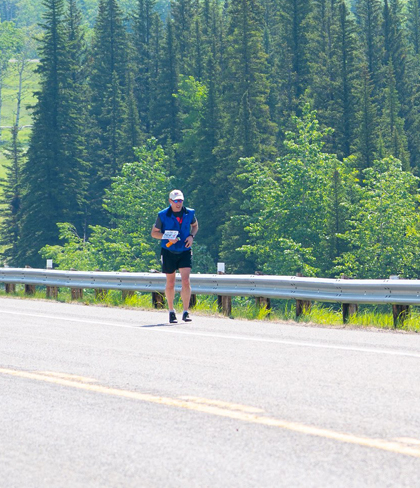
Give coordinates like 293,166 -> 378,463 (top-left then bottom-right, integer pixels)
379,62 -> 410,168
382,0 -> 408,108
222,0 -> 276,162
277,0 -> 312,110
305,0 -> 337,139
0,127 -> 25,264
355,0 -> 384,96
354,67 -> 379,169
217,0 -> 277,271
407,0 -> 420,56
87,0 -> 132,226
16,0 -> 88,267
171,0 -> 195,75
150,18 -> 180,146
132,0 -> 161,135
330,0 -> 360,158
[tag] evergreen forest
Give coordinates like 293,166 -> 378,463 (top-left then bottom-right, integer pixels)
2,0 -> 420,279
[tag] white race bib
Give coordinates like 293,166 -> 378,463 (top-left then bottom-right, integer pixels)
162,230 -> 179,240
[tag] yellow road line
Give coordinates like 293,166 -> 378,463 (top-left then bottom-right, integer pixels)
1,367 -> 420,459
395,437 -> 420,446
179,396 -> 265,413
36,371 -> 98,383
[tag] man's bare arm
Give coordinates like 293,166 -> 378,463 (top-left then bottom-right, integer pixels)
151,226 -> 163,240
190,221 -> 198,237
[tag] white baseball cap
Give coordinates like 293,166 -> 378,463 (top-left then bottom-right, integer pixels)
169,189 -> 184,201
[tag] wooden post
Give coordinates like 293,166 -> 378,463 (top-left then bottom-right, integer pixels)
94,269 -> 107,300
71,287 -> 83,300
152,292 -> 165,309
254,271 -> 271,315
24,265 -> 36,295
255,296 -> 271,311
149,269 -> 165,308
390,275 -> 410,328
189,293 -> 197,308
217,263 -> 232,316
392,304 -> 409,328
5,283 -> 16,294
217,295 -> 232,316
46,286 -> 58,299
45,259 -> 58,299
341,275 -> 358,324
295,272 -> 311,318
121,269 -> 135,301
69,268 -> 83,300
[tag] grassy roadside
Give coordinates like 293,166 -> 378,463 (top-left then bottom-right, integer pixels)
1,286 -> 419,333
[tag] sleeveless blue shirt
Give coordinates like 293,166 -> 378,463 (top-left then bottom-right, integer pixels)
159,206 -> 195,252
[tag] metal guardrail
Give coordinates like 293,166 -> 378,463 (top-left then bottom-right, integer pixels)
1,267 -> 420,305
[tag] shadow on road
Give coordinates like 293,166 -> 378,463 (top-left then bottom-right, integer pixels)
140,323 -> 175,328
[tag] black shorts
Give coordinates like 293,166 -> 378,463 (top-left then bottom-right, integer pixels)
161,248 -> 192,274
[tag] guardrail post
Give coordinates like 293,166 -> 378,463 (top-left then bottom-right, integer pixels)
94,269 -> 107,300
393,304 -> 409,328
190,294 -> 197,308
5,283 -> 16,294
218,295 -> 232,316
390,275 -> 409,328
24,265 -> 36,295
341,275 -> 358,324
46,285 -> 58,299
45,260 -> 58,298
255,296 -> 271,310
217,263 -> 232,316
254,271 -> 271,315
149,269 -> 165,309
121,269 -> 135,301
152,292 -> 165,309
69,268 -> 83,300
295,273 -> 311,318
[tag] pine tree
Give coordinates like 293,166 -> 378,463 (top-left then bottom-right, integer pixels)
184,54 -> 223,259
330,0 -> 360,158
277,0 -> 312,116
192,12 -> 204,81
355,0 -> 384,96
65,0 -> 90,236
88,0 -> 132,226
216,0 -> 277,271
222,0 -> 276,162
16,0 -> 88,266
0,127 -> 25,264
382,0 -> 409,109
404,0 -> 420,170
354,66 -> 379,169
150,17 -> 180,147
132,0 -> 161,135
171,0 -> 195,76
260,0 -> 284,148
407,0 -> 420,56
305,0 -> 336,140
379,61 -> 410,168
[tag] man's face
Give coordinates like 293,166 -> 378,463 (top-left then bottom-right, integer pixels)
170,198 -> 184,212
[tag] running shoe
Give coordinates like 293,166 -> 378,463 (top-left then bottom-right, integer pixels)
182,311 -> 192,322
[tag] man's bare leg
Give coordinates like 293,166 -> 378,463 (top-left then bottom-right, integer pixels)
180,267 -> 192,321
166,272 -> 176,311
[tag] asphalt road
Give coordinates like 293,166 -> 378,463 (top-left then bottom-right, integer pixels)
1,296 -> 420,487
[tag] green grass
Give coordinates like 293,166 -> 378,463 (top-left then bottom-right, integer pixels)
2,285 -> 419,332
